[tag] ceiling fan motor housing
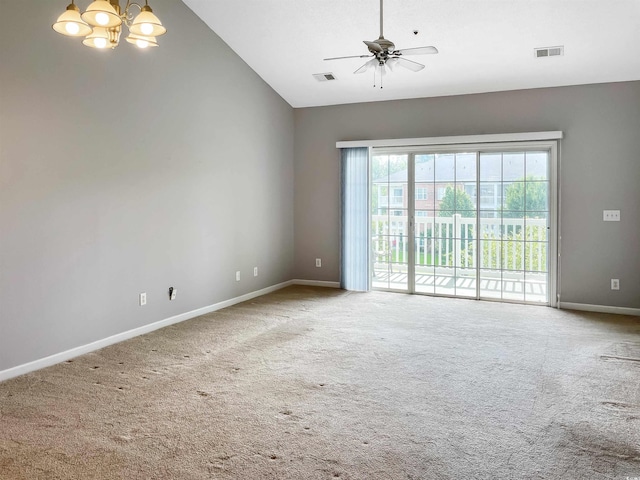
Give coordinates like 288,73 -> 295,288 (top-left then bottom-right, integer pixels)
369,37 -> 396,63
369,37 -> 396,54
373,37 -> 395,51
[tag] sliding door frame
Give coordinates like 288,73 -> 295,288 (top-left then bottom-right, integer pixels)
371,140 -> 558,307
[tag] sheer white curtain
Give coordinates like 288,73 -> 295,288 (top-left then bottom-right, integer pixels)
341,147 -> 369,291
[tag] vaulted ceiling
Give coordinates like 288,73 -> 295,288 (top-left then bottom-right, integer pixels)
183,0 -> 640,108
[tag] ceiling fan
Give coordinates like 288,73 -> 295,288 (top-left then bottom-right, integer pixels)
324,0 -> 438,85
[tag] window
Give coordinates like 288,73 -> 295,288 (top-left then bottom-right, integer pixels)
464,184 -> 477,204
378,186 -> 389,207
480,184 -> 498,209
391,187 -> 403,206
416,187 -> 428,200
437,187 -> 446,200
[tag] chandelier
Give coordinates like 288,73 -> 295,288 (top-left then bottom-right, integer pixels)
52,0 -> 166,50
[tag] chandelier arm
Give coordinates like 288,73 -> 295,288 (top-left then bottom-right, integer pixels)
122,1 -> 144,26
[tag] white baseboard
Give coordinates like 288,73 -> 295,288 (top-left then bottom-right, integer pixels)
8,282 -> 635,383
0,279 -> 342,383
291,279 -> 341,288
7,283 -> 635,384
559,302 -> 640,317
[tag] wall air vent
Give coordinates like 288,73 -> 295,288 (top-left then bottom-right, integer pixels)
312,72 -> 337,82
535,46 -> 564,58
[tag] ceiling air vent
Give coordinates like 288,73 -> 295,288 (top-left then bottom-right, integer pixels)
535,46 -> 564,58
312,72 -> 337,82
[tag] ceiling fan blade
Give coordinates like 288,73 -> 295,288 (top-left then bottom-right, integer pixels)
324,54 -> 372,61
354,58 -> 378,74
394,57 -> 425,72
396,46 -> 438,55
363,40 -> 383,52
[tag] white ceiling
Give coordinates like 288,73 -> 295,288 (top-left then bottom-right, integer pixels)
182,0 -> 640,108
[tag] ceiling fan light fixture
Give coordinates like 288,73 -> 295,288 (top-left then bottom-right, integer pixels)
354,58 -> 378,74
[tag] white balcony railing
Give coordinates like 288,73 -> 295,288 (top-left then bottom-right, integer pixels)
372,214 -> 548,272
378,196 -> 404,208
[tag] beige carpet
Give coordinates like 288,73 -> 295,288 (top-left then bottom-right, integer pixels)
1,286 -> 639,479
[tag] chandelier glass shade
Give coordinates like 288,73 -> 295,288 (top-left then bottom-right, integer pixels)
129,6 -> 166,37
81,1 -> 122,29
52,0 -> 166,50
82,27 -> 110,49
52,3 -> 93,37
125,33 -> 158,48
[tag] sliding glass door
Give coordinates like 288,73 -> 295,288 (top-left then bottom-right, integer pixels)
371,142 -> 556,305
371,153 -> 409,291
413,152 -> 478,298
477,151 -> 550,303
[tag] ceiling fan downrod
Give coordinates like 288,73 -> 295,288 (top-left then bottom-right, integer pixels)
379,0 -> 384,39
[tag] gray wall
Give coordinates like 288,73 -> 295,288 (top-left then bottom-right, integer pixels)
294,82 -> 640,308
1,1 -> 638,374
0,0 -> 295,371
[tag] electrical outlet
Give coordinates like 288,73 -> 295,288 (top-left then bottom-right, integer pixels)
316,258 -> 322,268
611,279 -> 620,290
254,267 -> 258,277
169,287 -> 176,300
139,292 -> 147,306
603,210 -> 621,222
236,271 -> 241,282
